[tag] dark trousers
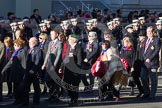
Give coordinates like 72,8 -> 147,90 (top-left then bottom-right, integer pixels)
13,82 -> 24,102
99,80 -> 119,99
6,70 -> 12,94
133,61 -> 143,94
7,82 -> 12,94
132,69 -> 143,94
133,75 -> 143,94
81,74 -> 89,86
64,69 -> 81,101
141,67 -> 158,97
99,72 -> 120,99
89,73 -> 94,86
46,79 -> 60,98
23,74 -> 41,104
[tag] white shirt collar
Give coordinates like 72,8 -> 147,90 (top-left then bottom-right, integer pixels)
89,40 -> 94,44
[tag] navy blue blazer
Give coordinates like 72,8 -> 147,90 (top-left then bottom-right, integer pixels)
143,37 -> 161,69
84,40 -> 99,65
26,46 -> 43,74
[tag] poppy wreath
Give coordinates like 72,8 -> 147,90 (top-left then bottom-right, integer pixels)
120,58 -> 129,70
91,60 -> 105,77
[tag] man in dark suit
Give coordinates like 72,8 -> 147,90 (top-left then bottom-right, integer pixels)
59,34 -> 82,106
141,26 -> 161,100
83,31 -> 99,90
22,37 -> 43,107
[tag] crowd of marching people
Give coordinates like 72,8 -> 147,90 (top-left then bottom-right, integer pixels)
0,8 -> 162,107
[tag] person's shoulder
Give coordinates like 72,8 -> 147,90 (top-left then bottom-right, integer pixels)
153,36 -> 160,41
58,40 -> 62,44
35,46 -> 41,50
30,14 -> 35,18
56,40 -> 62,46
18,48 -> 26,54
76,43 -> 82,49
107,48 -> 113,54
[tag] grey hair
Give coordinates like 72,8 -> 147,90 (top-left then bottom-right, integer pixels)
29,37 -> 38,45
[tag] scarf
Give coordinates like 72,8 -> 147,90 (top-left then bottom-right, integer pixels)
39,42 -> 45,48
122,46 -> 132,50
101,48 -> 108,55
10,48 -> 22,60
5,47 -> 9,60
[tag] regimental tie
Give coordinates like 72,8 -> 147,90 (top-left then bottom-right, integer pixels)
50,41 -> 55,52
86,42 -> 93,49
29,48 -> 34,54
144,38 -> 151,53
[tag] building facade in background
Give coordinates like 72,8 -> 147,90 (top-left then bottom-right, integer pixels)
0,0 -> 162,19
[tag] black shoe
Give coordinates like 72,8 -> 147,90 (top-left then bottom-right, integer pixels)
0,97 -> 3,102
49,98 -> 60,103
141,94 -> 149,99
19,102 -> 29,107
68,102 -> 74,107
105,94 -> 113,101
147,96 -> 155,101
12,100 -> 22,105
41,88 -> 47,95
98,98 -> 104,102
32,104 -> 39,108
6,93 -> 13,98
69,100 -> 79,107
136,93 -> 143,98
45,96 -> 54,101
129,92 -> 134,96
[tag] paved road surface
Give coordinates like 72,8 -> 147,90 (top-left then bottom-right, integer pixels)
0,75 -> 162,108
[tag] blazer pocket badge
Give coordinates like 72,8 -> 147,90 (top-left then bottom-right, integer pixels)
54,46 -> 57,49
89,48 -> 92,52
151,46 -> 154,50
